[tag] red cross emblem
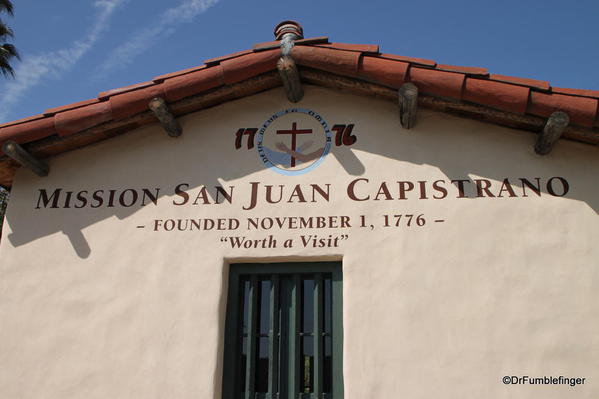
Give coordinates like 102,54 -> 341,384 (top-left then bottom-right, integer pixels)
276,122 -> 313,167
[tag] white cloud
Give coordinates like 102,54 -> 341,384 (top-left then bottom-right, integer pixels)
95,0 -> 220,76
0,0 -> 126,122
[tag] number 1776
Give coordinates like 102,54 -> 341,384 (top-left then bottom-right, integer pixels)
383,214 -> 426,227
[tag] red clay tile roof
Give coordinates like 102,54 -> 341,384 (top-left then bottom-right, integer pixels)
0,33 -> 597,186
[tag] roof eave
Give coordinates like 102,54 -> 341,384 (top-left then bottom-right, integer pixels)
1,35 -> 598,188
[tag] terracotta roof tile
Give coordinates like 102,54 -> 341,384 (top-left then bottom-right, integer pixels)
1,34 -> 598,162
378,53 -> 436,67
463,78 -> 529,114
0,117 -> 55,147
409,67 -> 465,99
359,56 -> 408,89
109,83 -> 165,120
528,91 -> 598,127
0,114 -> 47,128
164,66 -> 224,102
204,49 -> 254,66
551,87 -> 599,99
98,81 -> 156,100
221,49 -> 279,85
489,74 -> 550,91
436,64 -> 489,77
297,36 -> 329,45
252,41 -> 280,51
292,45 -> 361,78
314,43 -> 379,54
54,101 -> 113,137
45,98 -> 101,116
253,36 -> 329,51
153,64 -> 208,82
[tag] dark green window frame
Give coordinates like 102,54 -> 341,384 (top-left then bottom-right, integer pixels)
222,262 -> 343,399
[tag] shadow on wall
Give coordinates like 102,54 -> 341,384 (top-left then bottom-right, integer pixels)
4,86 -> 599,258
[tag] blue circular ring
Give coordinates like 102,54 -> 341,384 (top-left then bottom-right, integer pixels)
256,108 -> 332,176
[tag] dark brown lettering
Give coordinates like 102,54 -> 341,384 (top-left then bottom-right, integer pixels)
475,179 -> 495,197
35,188 -> 62,209
173,183 -> 189,205
288,185 -> 307,203
119,189 -> 138,207
418,181 -> 428,199
519,178 -> 541,197
141,188 -> 160,206
311,184 -> 330,202
347,178 -> 369,201
451,179 -> 471,198
91,190 -> 104,208
193,187 -> 212,205
215,186 -> 233,204
432,180 -> 448,199
107,189 -> 117,207
74,191 -> 88,208
397,181 -> 414,200
243,182 -> 260,210
497,179 -> 517,197
63,191 -> 73,208
546,177 -> 569,197
374,182 -> 392,201
265,185 -> 284,204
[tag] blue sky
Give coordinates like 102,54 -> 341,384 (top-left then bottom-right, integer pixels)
0,0 -> 598,124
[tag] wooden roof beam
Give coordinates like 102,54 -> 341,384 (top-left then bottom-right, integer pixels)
277,55 -> 304,103
2,141 -> 49,177
535,111 -> 569,155
148,97 -> 183,137
399,82 -> 418,129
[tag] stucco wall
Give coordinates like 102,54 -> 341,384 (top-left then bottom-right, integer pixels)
0,87 -> 597,398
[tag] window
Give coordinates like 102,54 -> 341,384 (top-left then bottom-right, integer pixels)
222,262 -> 343,399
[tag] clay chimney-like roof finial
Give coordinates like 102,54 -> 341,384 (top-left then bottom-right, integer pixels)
274,20 -> 304,41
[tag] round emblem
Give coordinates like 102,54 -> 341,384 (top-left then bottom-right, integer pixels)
256,108 -> 332,175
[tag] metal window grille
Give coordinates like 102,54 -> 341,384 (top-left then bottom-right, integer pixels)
223,263 -> 343,399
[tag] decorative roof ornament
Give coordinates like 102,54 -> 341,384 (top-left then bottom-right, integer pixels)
275,21 -> 304,102
275,20 -> 303,56
274,20 -> 303,41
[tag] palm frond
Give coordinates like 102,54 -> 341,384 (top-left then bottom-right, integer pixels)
0,1 -> 17,78
0,58 -> 14,77
0,20 -> 13,39
1,43 -> 19,59
0,0 -> 14,16
0,42 -> 18,77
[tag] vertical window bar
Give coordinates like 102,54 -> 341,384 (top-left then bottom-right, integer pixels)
288,274 -> 301,399
268,275 -> 280,399
245,275 -> 259,399
313,274 -> 324,399
331,270 -> 344,399
222,271 -> 241,399
278,277 -> 293,399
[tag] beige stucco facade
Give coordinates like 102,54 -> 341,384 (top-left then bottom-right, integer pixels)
0,87 -> 597,398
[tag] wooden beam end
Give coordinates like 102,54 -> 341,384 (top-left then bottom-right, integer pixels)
277,55 -> 304,103
2,140 -> 49,177
148,97 -> 183,137
399,83 -> 418,129
535,111 -> 569,155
